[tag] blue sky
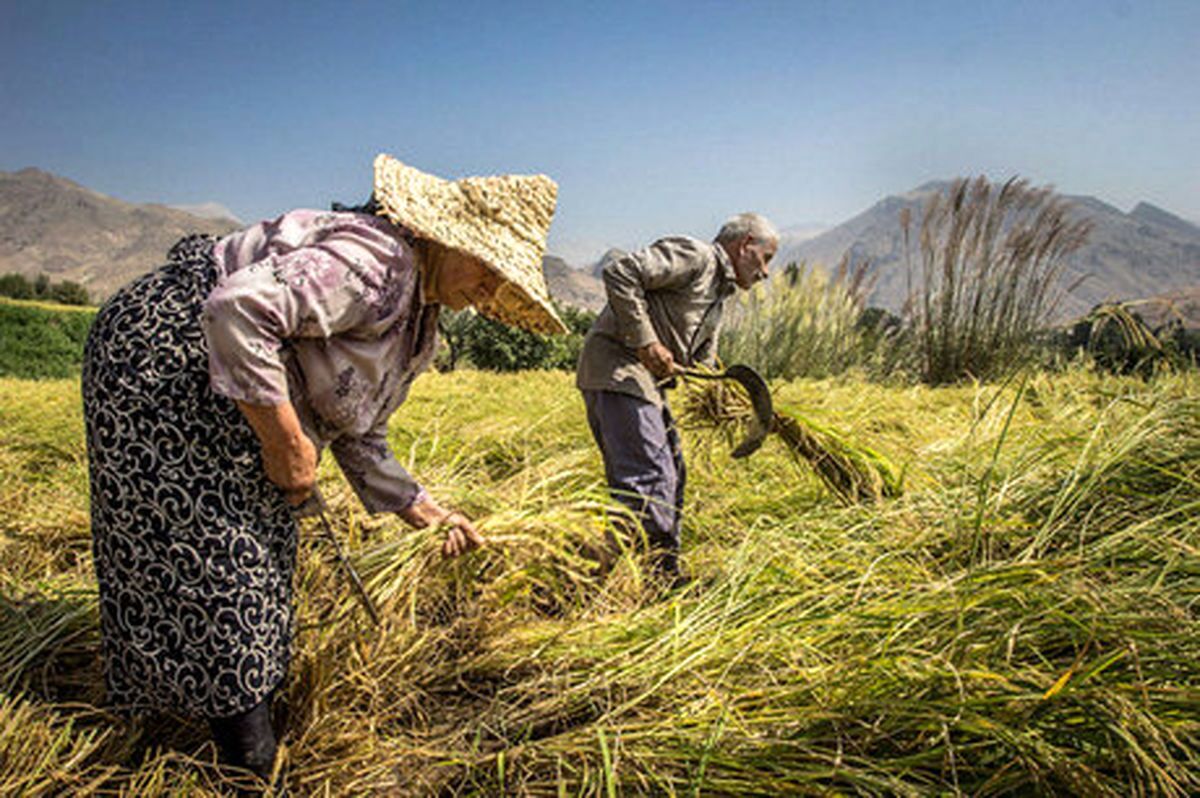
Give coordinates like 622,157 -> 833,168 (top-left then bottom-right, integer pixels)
2,0 -> 1197,264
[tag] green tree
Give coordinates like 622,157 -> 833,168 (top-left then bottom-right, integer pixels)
546,304 -> 597,369
50,280 -> 90,306
439,303 -> 596,371
462,315 -> 556,371
0,274 -> 33,300
436,310 -> 474,371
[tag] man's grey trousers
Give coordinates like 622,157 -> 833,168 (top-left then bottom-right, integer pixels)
582,389 -> 685,568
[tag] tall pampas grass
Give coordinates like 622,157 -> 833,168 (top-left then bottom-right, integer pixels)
720,257 -> 872,379
902,176 -> 1092,385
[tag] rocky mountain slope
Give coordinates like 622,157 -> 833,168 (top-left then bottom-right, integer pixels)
1130,286 -> 1200,330
0,168 -> 241,300
0,168 -> 605,309
542,255 -> 604,312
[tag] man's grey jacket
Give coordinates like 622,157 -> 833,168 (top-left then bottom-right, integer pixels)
576,236 -> 737,406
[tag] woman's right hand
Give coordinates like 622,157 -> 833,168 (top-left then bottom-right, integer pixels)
261,433 -> 317,505
237,400 -> 318,506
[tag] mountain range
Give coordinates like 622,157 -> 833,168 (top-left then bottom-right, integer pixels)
774,181 -> 1200,322
0,168 -> 241,300
0,168 -> 609,310
2,168 -> 1197,326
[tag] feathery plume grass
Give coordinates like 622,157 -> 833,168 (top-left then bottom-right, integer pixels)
901,176 -> 1093,384
720,257 -> 873,379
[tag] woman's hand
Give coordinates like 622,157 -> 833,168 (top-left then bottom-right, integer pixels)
400,497 -> 486,559
236,400 -> 318,506
261,433 -> 317,506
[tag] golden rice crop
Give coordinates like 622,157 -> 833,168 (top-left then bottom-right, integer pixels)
1,369 -> 1197,796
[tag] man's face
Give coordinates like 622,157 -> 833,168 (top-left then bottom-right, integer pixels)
732,236 -> 777,290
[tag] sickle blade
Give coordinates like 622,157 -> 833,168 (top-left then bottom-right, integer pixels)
725,364 -> 773,458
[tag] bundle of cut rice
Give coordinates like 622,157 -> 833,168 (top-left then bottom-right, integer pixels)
678,379 -> 902,504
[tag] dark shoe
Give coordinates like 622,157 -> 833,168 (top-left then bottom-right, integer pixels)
649,550 -> 696,596
662,569 -> 693,593
209,698 -> 278,785
649,549 -> 680,579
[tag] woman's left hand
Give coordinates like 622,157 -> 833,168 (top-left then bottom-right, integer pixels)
400,497 -> 486,559
437,511 -> 485,559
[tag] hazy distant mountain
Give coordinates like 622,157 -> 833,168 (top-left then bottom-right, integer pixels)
774,180 -> 1200,321
778,221 -> 829,245
545,236 -> 617,274
542,254 -> 604,312
1128,202 -> 1200,238
168,201 -> 241,223
0,168 -> 240,300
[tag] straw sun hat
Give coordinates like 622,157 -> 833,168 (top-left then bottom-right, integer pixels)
372,154 -> 567,335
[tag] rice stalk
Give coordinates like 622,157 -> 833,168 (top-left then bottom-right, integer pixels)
0,694 -> 113,796
0,580 -> 99,697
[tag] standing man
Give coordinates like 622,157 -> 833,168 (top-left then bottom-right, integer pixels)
577,213 -> 778,584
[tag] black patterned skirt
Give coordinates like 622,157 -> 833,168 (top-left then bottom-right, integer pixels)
82,236 -> 297,718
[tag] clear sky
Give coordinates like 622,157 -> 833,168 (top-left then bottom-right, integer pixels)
2,0 -> 1197,264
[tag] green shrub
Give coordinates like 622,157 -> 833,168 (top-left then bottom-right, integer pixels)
438,303 -> 596,372
0,273 -> 90,305
0,274 -> 33,300
0,300 -> 96,378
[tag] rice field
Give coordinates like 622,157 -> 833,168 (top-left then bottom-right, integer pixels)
1,368 -> 1197,795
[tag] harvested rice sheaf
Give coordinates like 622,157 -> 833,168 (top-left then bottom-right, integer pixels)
772,410 -> 902,504
679,378 -> 902,504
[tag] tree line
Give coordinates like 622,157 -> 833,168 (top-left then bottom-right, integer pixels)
0,273 -> 91,306
437,303 -> 596,372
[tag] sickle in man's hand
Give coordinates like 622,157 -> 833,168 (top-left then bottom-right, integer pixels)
659,364 -> 774,458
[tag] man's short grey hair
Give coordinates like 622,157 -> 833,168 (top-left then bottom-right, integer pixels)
715,213 -> 779,246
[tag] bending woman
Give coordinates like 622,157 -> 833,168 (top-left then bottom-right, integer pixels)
81,155 -> 564,780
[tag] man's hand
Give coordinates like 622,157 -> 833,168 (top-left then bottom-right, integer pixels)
637,342 -> 676,380
400,497 -> 486,559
